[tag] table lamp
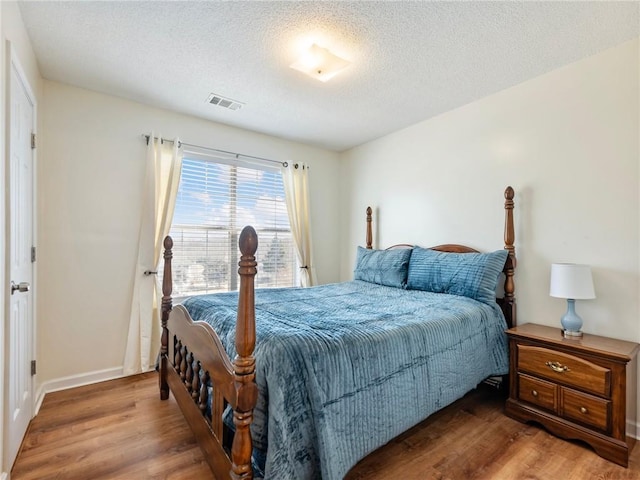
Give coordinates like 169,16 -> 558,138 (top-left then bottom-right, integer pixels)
549,263 -> 595,338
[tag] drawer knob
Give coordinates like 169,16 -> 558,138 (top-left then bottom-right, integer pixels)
580,407 -> 588,414
545,361 -> 570,373
531,390 -> 538,397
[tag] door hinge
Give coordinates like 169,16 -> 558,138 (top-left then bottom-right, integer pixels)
31,246 -> 36,263
31,133 -> 36,149
31,360 -> 36,376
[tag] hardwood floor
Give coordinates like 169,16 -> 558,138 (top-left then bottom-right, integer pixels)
12,373 -> 640,479
12,373 -> 214,480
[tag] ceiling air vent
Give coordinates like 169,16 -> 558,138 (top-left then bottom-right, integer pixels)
206,93 -> 244,111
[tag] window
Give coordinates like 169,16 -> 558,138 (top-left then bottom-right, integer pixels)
168,154 -> 297,297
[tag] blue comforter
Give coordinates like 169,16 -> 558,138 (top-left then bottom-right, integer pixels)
182,280 -> 509,479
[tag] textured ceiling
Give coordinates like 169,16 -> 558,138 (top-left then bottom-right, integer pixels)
18,1 -> 640,152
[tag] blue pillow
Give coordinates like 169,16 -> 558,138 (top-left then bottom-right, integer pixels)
406,247 -> 508,305
353,246 -> 412,289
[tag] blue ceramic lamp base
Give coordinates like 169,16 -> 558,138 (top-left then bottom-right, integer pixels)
561,298 -> 583,338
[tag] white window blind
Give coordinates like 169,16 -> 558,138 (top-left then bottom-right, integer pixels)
167,156 -> 296,296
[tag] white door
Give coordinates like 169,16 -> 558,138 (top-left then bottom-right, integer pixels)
6,46 -> 36,470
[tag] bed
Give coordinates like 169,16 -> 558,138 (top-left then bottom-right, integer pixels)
158,186 -> 517,480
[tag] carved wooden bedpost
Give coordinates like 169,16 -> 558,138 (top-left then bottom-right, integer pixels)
231,226 -> 259,480
160,235 -> 173,400
503,187 -> 517,327
366,207 -> 373,249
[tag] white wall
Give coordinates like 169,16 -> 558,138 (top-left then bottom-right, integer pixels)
1,1 -> 42,476
340,37 -> 639,401
38,80 -> 341,388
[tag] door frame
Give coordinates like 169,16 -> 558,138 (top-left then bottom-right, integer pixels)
4,40 -> 37,471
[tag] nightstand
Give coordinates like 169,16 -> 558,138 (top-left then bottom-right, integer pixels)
505,323 -> 639,467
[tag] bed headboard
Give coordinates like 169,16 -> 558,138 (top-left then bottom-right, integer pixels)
365,186 -> 516,328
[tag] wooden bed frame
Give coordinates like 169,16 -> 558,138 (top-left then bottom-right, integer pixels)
159,186 -> 516,479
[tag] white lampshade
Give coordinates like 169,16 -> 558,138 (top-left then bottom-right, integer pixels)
290,44 -> 350,82
549,263 -> 596,300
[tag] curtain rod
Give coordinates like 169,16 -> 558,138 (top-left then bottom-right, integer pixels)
142,134 -> 289,167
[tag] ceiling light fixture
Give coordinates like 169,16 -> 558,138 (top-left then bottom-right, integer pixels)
290,43 -> 350,82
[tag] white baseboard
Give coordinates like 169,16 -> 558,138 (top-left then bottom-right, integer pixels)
35,366 -> 125,415
1,471 -> 8,480
34,383 -> 45,416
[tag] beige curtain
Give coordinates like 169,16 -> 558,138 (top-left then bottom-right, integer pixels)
123,134 -> 183,375
282,162 -> 317,287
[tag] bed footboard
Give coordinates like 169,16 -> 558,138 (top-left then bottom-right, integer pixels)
159,227 -> 259,480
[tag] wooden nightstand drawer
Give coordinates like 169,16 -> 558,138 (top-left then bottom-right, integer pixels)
506,324 -> 639,467
517,344 -> 611,397
561,387 -> 611,432
518,373 -> 557,412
